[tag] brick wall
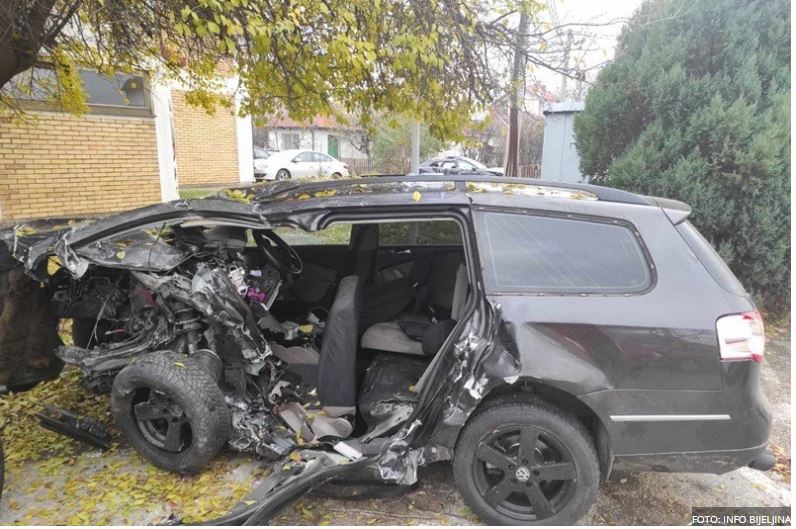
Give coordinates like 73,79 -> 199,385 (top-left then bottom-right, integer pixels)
0,112 -> 162,222
171,90 -> 240,187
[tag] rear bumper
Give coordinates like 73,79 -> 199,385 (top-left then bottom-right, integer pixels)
611,441 -> 772,475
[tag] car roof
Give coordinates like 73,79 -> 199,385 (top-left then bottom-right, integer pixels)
234,173 -> 650,207
274,149 -> 304,156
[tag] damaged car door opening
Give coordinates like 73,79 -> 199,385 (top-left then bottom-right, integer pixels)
0,175 -> 774,525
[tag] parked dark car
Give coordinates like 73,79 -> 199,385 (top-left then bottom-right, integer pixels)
0,174 -> 772,525
419,155 -> 504,175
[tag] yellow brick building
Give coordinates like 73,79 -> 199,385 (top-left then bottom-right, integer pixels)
171,90 -> 242,187
0,70 -> 253,222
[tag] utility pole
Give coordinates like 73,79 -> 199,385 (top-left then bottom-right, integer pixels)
504,11 -> 530,178
410,120 -> 420,173
559,30 -> 573,100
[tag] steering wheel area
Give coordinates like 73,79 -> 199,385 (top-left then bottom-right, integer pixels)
253,229 -> 303,275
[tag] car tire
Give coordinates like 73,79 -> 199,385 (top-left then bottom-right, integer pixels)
276,169 -> 291,181
453,397 -> 599,525
332,172 -> 342,178
111,351 -> 231,474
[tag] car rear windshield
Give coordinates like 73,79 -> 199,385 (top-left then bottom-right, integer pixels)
675,221 -> 747,296
475,211 -> 652,294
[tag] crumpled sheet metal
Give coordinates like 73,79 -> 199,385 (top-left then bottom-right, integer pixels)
0,197 -> 260,279
375,419 -> 424,486
227,397 -> 295,460
441,299 -> 521,427
199,450 -> 372,526
132,267 -> 271,370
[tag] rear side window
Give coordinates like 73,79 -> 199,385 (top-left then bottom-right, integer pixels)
475,211 -> 651,294
676,221 -> 746,296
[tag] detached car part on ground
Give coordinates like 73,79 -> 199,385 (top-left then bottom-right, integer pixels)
0,175 -> 774,525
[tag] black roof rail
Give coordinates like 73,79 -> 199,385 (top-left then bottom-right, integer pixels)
247,172 -> 649,206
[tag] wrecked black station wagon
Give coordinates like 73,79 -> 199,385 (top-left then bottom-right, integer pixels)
0,175 -> 773,525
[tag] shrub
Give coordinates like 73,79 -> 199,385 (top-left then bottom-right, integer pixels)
574,0 -> 790,313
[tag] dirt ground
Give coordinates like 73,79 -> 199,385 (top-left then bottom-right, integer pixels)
0,327 -> 790,525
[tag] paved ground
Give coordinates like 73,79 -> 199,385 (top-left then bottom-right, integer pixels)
0,327 -> 790,525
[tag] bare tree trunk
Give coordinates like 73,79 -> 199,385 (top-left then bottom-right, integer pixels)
0,0 -> 62,89
410,120 -> 420,173
559,30 -> 573,99
503,11 -> 530,178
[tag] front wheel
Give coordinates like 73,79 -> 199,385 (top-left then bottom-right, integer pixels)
111,351 -> 231,474
275,169 -> 291,181
453,398 -> 599,525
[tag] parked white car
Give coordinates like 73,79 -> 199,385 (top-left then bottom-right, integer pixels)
257,149 -> 350,181
253,146 -> 278,179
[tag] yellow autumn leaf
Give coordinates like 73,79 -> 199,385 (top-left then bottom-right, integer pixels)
411,191 -> 422,202
47,256 -> 62,276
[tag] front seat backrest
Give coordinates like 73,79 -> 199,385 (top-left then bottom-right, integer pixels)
317,275 -> 361,414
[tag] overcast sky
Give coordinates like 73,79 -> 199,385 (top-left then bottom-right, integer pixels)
534,0 -> 644,100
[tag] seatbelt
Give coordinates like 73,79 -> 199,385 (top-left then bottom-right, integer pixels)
410,255 -> 433,314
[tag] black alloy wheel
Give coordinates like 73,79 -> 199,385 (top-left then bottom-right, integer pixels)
133,388 -> 192,453
453,398 -> 599,525
472,424 -> 576,521
111,351 -> 231,473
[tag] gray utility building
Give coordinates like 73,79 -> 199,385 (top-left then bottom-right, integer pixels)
541,101 -> 586,183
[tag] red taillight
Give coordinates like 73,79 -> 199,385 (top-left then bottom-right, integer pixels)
716,311 -> 765,362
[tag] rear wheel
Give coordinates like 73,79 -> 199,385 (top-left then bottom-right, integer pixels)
111,351 -> 231,474
275,169 -> 291,181
332,172 -> 342,178
453,398 -> 598,525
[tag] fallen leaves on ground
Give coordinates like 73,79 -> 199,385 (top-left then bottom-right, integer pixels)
770,444 -> 791,482
0,368 -> 268,525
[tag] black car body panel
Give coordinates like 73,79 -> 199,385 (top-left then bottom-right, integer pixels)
0,174 -> 771,523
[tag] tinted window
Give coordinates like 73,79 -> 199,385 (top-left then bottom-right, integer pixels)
676,221 -> 746,296
3,67 -> 149,112
81,70 -> 147,107
476,211 -> 650,294
295,152 -> 314,162
457,159 -> 478,170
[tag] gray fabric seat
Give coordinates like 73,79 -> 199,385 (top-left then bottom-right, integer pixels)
361,262 -> 468,356
285,275 -> 361,415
